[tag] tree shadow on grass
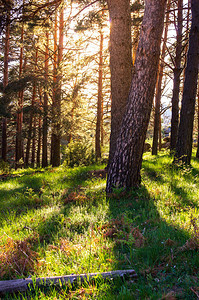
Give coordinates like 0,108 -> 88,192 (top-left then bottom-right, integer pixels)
107,185 -> 199,299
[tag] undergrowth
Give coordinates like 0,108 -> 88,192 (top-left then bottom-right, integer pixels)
0,153 -> 198,299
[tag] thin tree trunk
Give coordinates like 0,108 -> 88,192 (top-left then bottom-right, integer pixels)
37,94 -> 42,167
106,0 -> 166,193
174,0 -> 199,164
42,32 -> 49,168
31,116 -> 36,167
107,0 -> 133,169
25,49 -> 38,166
196,85 -> 199,158
152,0 -> 171,155
1,8 -> 10,161
16,23 -> 24,167
51,11 -> 58,165
170,0 -> 183,152
95,28 -> 103,159
51,6 -> 64,167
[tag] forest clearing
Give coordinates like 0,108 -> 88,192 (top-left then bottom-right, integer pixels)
0,152 -> 199,299
1,0 -> 199,298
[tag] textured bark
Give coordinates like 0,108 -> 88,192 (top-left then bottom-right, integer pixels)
106,0 -> 166,193
174,0 -> 199,164
170,0 -> 183,152
31,116 -> 36,167
1,9 -> 10,161
42,32 -> 49,168
51,7 -> 63,167
107,0 -> 133,168
16,23 -> 24,167
95,29 -> 103,159
37,103 -> 42,168
152,0 -> 170,155
50,11 -> 58,165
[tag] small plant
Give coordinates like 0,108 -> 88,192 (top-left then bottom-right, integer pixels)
62,140 -> 95,167
0,236 -> 39,280
0,159 -> 10,174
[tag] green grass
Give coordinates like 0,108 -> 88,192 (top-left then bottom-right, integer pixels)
0,152 -> 199,299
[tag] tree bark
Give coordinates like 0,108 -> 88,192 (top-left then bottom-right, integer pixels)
25,49 -> 38,166
174,0 -> 199,164
152,0 -> 171,155
170,0 -> 183,152
196,85 -> 199,158
95,28 -> 103,159
106,0 -> 167,193
50,11 -> 58,165
1,8 -> 10,162
42,32 -> 49,168
107,0 -> 133,168
16,22 -> 24,167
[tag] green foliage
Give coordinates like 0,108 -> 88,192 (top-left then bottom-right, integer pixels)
0,159 -> 10,174
62,140 -> 95,167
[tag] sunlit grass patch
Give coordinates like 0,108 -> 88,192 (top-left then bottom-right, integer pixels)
0,157 -> 199,299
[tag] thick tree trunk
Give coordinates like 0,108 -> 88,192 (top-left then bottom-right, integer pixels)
174,0 -> 199,164
170,0 -> 183,152
95,29 -> 103,159
42,32 -> 49,168
1,9 -> 10,161
107,0 -> 132,168
152,0 -> 171,155
106,0 -> 166,193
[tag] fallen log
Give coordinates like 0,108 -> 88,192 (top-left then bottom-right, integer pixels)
0,269 -> 137,294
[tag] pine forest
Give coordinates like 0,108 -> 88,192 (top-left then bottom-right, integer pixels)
0,0 -> 199,299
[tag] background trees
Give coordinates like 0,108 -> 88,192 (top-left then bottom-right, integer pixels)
0,0 -> 198,179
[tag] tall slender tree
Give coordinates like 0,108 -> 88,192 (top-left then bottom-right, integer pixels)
170,0 -> 183,152
51,5 -> 64,167
1,3 -> 11,161
16,19 -> 24,167
174,0 -> 199,164
42,31 -> 49,168
106,0 -> 167,193
152,0 -> 171,155
95,26 -> 103,159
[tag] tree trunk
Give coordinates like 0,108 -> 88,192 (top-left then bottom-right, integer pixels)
196,86 -> 199,158
170,0 -> 183,152
25,49 -> 38,166
51,6 -> 64,167
37,98 -> 42,168
152,0 -> 171,155
31,116 -> 36,167
16,23 -> 24,167
174,0 -> 199,164
95,28 -> 103,159
107,0 -> 133,168
106,0 -> 167,193
42,32 -> 49,168
1,8 -> 10,162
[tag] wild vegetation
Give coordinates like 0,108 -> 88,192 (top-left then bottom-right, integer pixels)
0,151 -> 198,299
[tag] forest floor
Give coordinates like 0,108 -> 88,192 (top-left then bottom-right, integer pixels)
0,151 -> 198,299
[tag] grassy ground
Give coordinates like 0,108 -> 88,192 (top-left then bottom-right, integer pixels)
0,151 -> 198,299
